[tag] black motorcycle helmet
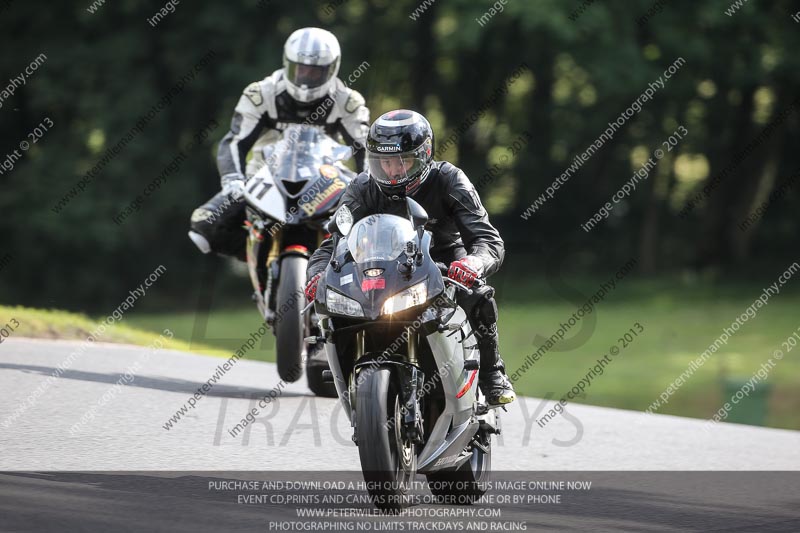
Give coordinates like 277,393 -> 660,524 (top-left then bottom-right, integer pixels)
366,109 -> 434,198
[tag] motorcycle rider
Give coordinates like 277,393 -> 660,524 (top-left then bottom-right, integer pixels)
188,27 -> 370,259
304,109 -> 516,406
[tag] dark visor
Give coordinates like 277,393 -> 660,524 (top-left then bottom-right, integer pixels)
286,61 -> 335,89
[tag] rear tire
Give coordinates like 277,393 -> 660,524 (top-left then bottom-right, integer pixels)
356,367 -> 415,511
275,255 -> 307,383
426,434 -> 491,505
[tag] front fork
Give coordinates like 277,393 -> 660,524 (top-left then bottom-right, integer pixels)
400,363 -> 425,445
401,329 -> 425,444
245,221 -> 280,321
249,224 -> 327,326
350,328 -> 425,445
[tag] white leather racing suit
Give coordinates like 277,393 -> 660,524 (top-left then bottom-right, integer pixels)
217,68 -> 370,180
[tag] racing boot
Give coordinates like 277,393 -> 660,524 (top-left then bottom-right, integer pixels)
476,323 -> 516,406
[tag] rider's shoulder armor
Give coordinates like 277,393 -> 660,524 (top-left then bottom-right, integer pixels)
328,78 -> 367,120
239,70 -> 365,129
238,70 -> 280,116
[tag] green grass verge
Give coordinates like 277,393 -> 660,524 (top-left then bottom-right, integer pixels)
124,280 -> 800,430
0,305 -> 227,357
5,276 -> 799,430
499,298 -> 800,430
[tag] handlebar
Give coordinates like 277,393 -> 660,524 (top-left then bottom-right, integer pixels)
302,261 -> 483,314
435,262 -> 485,293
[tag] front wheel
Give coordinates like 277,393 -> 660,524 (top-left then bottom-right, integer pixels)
274,255 -> 307,383
356,366 -> 415,511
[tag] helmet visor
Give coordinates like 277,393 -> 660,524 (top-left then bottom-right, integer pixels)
286,60 -> 336,89
367,152 -> 425,188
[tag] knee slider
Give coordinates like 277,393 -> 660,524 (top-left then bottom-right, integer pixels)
473,286 -> 498,325
476,297 -> 498,326
188,230 -> 212,254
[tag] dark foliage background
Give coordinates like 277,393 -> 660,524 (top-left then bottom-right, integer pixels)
1,0 -> 798,311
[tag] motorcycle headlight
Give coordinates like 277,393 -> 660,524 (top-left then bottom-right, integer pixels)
382,282 -> 428,315
326,289 -> 364,317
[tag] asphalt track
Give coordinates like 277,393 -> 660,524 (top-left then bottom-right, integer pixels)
1,338 -> 798,531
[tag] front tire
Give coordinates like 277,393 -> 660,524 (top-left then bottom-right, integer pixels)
356,367 -> 415,511
275,255 -> 307,383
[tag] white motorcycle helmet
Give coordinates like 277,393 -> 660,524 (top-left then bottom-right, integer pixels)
283,27 -> 341,103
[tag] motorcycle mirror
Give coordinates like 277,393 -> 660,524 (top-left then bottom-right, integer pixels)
331,144 -> 353,162
332,205 -> 353,236
406,197 -> 428,241
406,197 -> 428,228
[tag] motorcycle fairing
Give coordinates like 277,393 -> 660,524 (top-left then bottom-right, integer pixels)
319,232 -> 444,321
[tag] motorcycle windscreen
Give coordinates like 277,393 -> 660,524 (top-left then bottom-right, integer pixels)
265,125 -> 351,221
288,165 -> 348,221
267,124 -> 348,189
265,126 -> 324,198
346,215 -> 417,310
346,215 -> 415,264
272,148 -> 318,193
